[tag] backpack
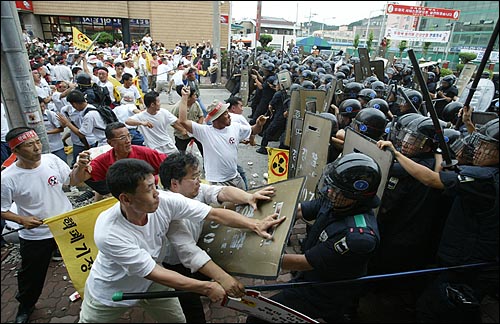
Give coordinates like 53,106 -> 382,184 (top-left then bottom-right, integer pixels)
83,105 -> 119,131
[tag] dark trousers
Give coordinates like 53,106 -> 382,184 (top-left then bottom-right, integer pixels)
162,262 -> 209,323
16,237 -> 58,308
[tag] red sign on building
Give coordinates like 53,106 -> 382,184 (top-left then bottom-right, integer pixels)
220,14 -> 229,24
15,1 -> 33,12
386,4 -> 460,20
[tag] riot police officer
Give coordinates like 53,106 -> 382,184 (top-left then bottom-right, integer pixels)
246,152 -> 382,323
377,117 -> 499,323
371,117 -> 450,275
432,75 -> 459,119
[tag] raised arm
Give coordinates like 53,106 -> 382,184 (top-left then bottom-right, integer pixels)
377,140 -> 444,189
178,86 -> 193,134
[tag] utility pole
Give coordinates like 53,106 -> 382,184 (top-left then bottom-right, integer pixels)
444,22 -> 456,62
256,0 -> 262,56
1,1 -> 49,152
213,1 -> 221,84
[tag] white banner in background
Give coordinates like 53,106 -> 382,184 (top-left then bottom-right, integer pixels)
385,28 -> 450,43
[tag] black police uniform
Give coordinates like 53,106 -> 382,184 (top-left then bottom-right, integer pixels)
371,153 -> 451,274
251,74 -> 276,124
247,197 -> 380,322
258,90 -> 288,147
434,85 -> 458,119
416,165 -> 499,323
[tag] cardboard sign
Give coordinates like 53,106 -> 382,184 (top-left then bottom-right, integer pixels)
342,127 -> 394,216
197,177 -> 306,279
295,112 -> 333,203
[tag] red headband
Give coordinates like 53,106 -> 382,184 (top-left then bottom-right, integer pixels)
8,130 -> 38,150
205,102 -> 224,122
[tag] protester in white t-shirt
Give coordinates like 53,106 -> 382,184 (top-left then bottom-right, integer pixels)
178,87 -> 268,190
77,158 -> 284,322
126,91 -> 184,154
159,152 -> 276,322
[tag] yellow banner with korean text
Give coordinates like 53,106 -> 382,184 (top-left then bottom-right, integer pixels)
44,197 -> 117,297
267,147 -> 289,184
71,27 -> 95,52
108,74 -> 122,103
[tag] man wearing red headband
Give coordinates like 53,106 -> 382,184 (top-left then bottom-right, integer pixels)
1,127 -> 81,323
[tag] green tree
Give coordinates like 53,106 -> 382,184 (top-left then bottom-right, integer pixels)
259,34 -> 273,48
93,31 -> 114,45
440,67 -> 453,77
398,40 -> 408,60
353,34 -> 360,51
367,31 -> 374,55
458,52 -> 477,64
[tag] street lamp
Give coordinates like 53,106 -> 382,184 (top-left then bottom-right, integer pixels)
366,8 -> 383,45
321,17 -> 336,37
307,9 -> 318,36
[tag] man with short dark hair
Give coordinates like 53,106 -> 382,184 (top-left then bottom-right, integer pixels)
69,122 -> 167,198
126,91 -> 183,154
78,158 -> 284,323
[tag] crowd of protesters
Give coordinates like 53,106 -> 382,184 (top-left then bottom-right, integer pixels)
1,29 -> 498,324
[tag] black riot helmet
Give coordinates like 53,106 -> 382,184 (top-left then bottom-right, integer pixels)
367,98 -> 390,116
315,67 -> 326,75
338,65 -> 351,76
427,71 -> 436,82
351,108 -> 388,140
441,75 -> 456,86
389,113 -> 427,149
316,153 -> 381,210
441,101 -> 463,124
399,117 -> 446,156
289,83 -> 301,92
334,72 -> 346,80
357,88 -> 377,103
344,82 -> 364,99
363,76 -> 379,89
321,74 -> 334,84
76,73 -> 92,88
404,89 -> 423,109
301,69 -> 313,81
451,118 -> 499,166
301,80 -> 316,90
371,81 -> 386,97
339,99 -> 362,118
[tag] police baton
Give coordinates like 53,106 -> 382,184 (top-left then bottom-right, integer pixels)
111,262 -> 497,301
454,19 -> 499,130
407,49 -> 458,170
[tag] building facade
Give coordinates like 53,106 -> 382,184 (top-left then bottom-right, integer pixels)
16,1 -> 230,48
